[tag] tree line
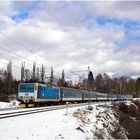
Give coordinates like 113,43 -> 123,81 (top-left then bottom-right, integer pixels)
0,60 -> 140,101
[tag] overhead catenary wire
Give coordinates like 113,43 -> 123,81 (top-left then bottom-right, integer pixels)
0,62 -> 20,69
0,53 -> 23,70
0,45 -> 43,67
0,47 -> 50,79
0,31 -> 58,79
0,48 -> 50,73
0,51 -> 19,61
0,31 -> 48,63
0,31 -> 52,73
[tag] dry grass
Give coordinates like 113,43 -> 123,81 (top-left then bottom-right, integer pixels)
73,108 -> 92,124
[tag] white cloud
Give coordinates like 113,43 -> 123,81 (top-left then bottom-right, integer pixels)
0,1 -> 140,79
86,1 -> 140,21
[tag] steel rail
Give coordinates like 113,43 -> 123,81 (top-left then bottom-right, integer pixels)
0,103 -> 89,119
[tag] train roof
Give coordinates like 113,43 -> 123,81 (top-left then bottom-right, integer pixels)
19,82 -> 52,87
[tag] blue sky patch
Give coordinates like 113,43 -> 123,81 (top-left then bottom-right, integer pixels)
124,21 -> 140,41
125,32 -> 140,41
96,16 -> 140,47
96,17 -> 139,30
96,17 -> 122,26
12,12 -> 29,22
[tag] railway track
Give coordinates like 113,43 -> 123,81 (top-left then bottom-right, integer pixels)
0,107 -> 23,111
0,103 -> 90,119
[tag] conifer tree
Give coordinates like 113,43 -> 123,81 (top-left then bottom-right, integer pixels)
21,62 -> 25,82
5,61 -> 13,97
50,67 -> 54,84
41,65 -> 45,83
32,62 -> 36,82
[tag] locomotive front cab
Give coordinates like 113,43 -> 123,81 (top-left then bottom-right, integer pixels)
18,83 -> 37,107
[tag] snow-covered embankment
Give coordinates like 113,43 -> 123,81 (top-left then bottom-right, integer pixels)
73,99 -> 140,139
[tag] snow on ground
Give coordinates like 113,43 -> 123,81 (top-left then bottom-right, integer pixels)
1,99 -> 140,140
0,105 -> 88,140
0,102 -> 124,140
0,100 -> 19,109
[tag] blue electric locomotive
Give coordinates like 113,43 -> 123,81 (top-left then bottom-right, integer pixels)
18,83 -> 60,107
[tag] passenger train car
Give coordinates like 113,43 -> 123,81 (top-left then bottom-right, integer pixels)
18,82 -> 133,107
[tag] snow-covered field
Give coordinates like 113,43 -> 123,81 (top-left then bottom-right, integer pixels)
0,100 -> 19,109
0,102 -> 119,140
0,100 -> 139,140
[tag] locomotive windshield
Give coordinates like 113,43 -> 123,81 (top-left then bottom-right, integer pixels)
19,84 -> 34,92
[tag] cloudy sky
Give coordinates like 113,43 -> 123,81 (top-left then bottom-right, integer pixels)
0,1 -> 140,80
